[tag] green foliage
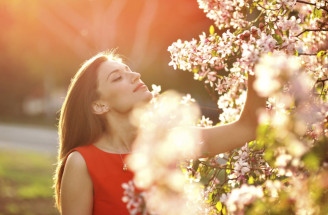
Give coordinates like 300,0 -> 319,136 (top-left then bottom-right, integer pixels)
313,8 -> 323,18
303,153 -> 320,171
175,0 -> 328,213
272,34 -> 283,45
317,50 -> 327,61
0,149 -> 57,214
302,137 -> 328,172
216,201 -> 222,211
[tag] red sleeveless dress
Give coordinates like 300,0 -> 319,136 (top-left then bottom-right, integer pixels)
66,144 -> 133,215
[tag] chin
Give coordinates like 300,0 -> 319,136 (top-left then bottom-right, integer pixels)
135,92 -> 153,106
131,88 -> 152,104
144,91 -> 153,102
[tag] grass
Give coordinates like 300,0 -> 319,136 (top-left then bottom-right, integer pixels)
0,149 -> 58,215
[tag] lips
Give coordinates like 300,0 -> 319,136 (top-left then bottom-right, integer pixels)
133,83 -> 146,92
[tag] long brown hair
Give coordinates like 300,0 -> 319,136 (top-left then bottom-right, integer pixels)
54,51 -> 122,211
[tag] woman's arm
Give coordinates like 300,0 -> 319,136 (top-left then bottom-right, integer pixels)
199,74 -> 266,156
60,151 -> 93,215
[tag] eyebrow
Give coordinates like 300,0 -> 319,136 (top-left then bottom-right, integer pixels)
106,69 -> 120,80
106,66 -> 130,80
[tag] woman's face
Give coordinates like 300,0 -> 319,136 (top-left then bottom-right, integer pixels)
96,60 -> 153,113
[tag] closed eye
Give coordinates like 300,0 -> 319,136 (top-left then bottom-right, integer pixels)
113,76 -> 122,82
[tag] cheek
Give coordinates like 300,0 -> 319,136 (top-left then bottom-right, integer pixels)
106,87 -> 134,110
102,84 -> 152,112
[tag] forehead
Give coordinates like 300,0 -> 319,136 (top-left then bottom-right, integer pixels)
97,60 -> 127,79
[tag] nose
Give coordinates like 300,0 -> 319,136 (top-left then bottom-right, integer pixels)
131,72 -> 141,83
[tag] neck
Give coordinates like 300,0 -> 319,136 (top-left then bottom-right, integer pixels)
96,110 -> 137,154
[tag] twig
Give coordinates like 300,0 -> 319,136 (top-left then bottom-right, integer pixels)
296,29 -> 328,37
205,169 -> 218,187
251,11 -> 265,24
297,0 -> 315,6
204,85 -> 219,104
317,78 -> 328,82
313,79 -> 328,98
296,0 -> 328,13
256,3 -> 281,11
298,53 -> 317,56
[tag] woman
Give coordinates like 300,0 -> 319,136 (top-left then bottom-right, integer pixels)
54,51 -> 265,214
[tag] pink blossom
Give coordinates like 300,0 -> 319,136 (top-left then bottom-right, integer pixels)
151,84 -> 161,98
197,0 -> 249,29
226,184 -> 264,214
122,180 -> 147,215
181,94 -> 196,104
197,115 -> 213,127
277,16 -> 301,33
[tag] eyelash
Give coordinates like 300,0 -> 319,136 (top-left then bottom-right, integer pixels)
111,69 -> 132,82
113,76 -> 121,81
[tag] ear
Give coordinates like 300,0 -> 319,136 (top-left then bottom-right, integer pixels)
91,101 -> 110,115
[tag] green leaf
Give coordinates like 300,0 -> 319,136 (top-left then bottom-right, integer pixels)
270,174 -> 276,180
210,25 -> 215,35
208,193 -> 213,203
272,34 -> 283,44
234,28 -> 243,36
248,176 -> 255,184
223,184 -> 231,193
192,67 -> 199,73
211,50 -> 218,56
192,159 -> 200,174
317,50 -> 326,58
250,6 -> 254,14
313,8 -> 322,18
250,2 -> 257,14
222,206 -> 227,215
216,201 -> 223,212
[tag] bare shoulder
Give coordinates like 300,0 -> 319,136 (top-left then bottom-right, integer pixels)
61,151 -> 93,214
63,151 -> 90,181
66,151 -> 87,169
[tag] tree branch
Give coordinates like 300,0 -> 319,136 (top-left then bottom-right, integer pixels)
298,53 -> 317,56
256,3 -> 281,11
296,0 -> 328,13
297,0 -> 315,6
296,29 -> 328,37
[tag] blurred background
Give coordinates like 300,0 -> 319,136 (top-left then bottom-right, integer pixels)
0,0 -> 215,214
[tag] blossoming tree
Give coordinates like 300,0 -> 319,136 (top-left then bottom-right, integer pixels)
123,0 -> 328,214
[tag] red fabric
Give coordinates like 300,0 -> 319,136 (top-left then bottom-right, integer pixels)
67,144 -> 133,215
